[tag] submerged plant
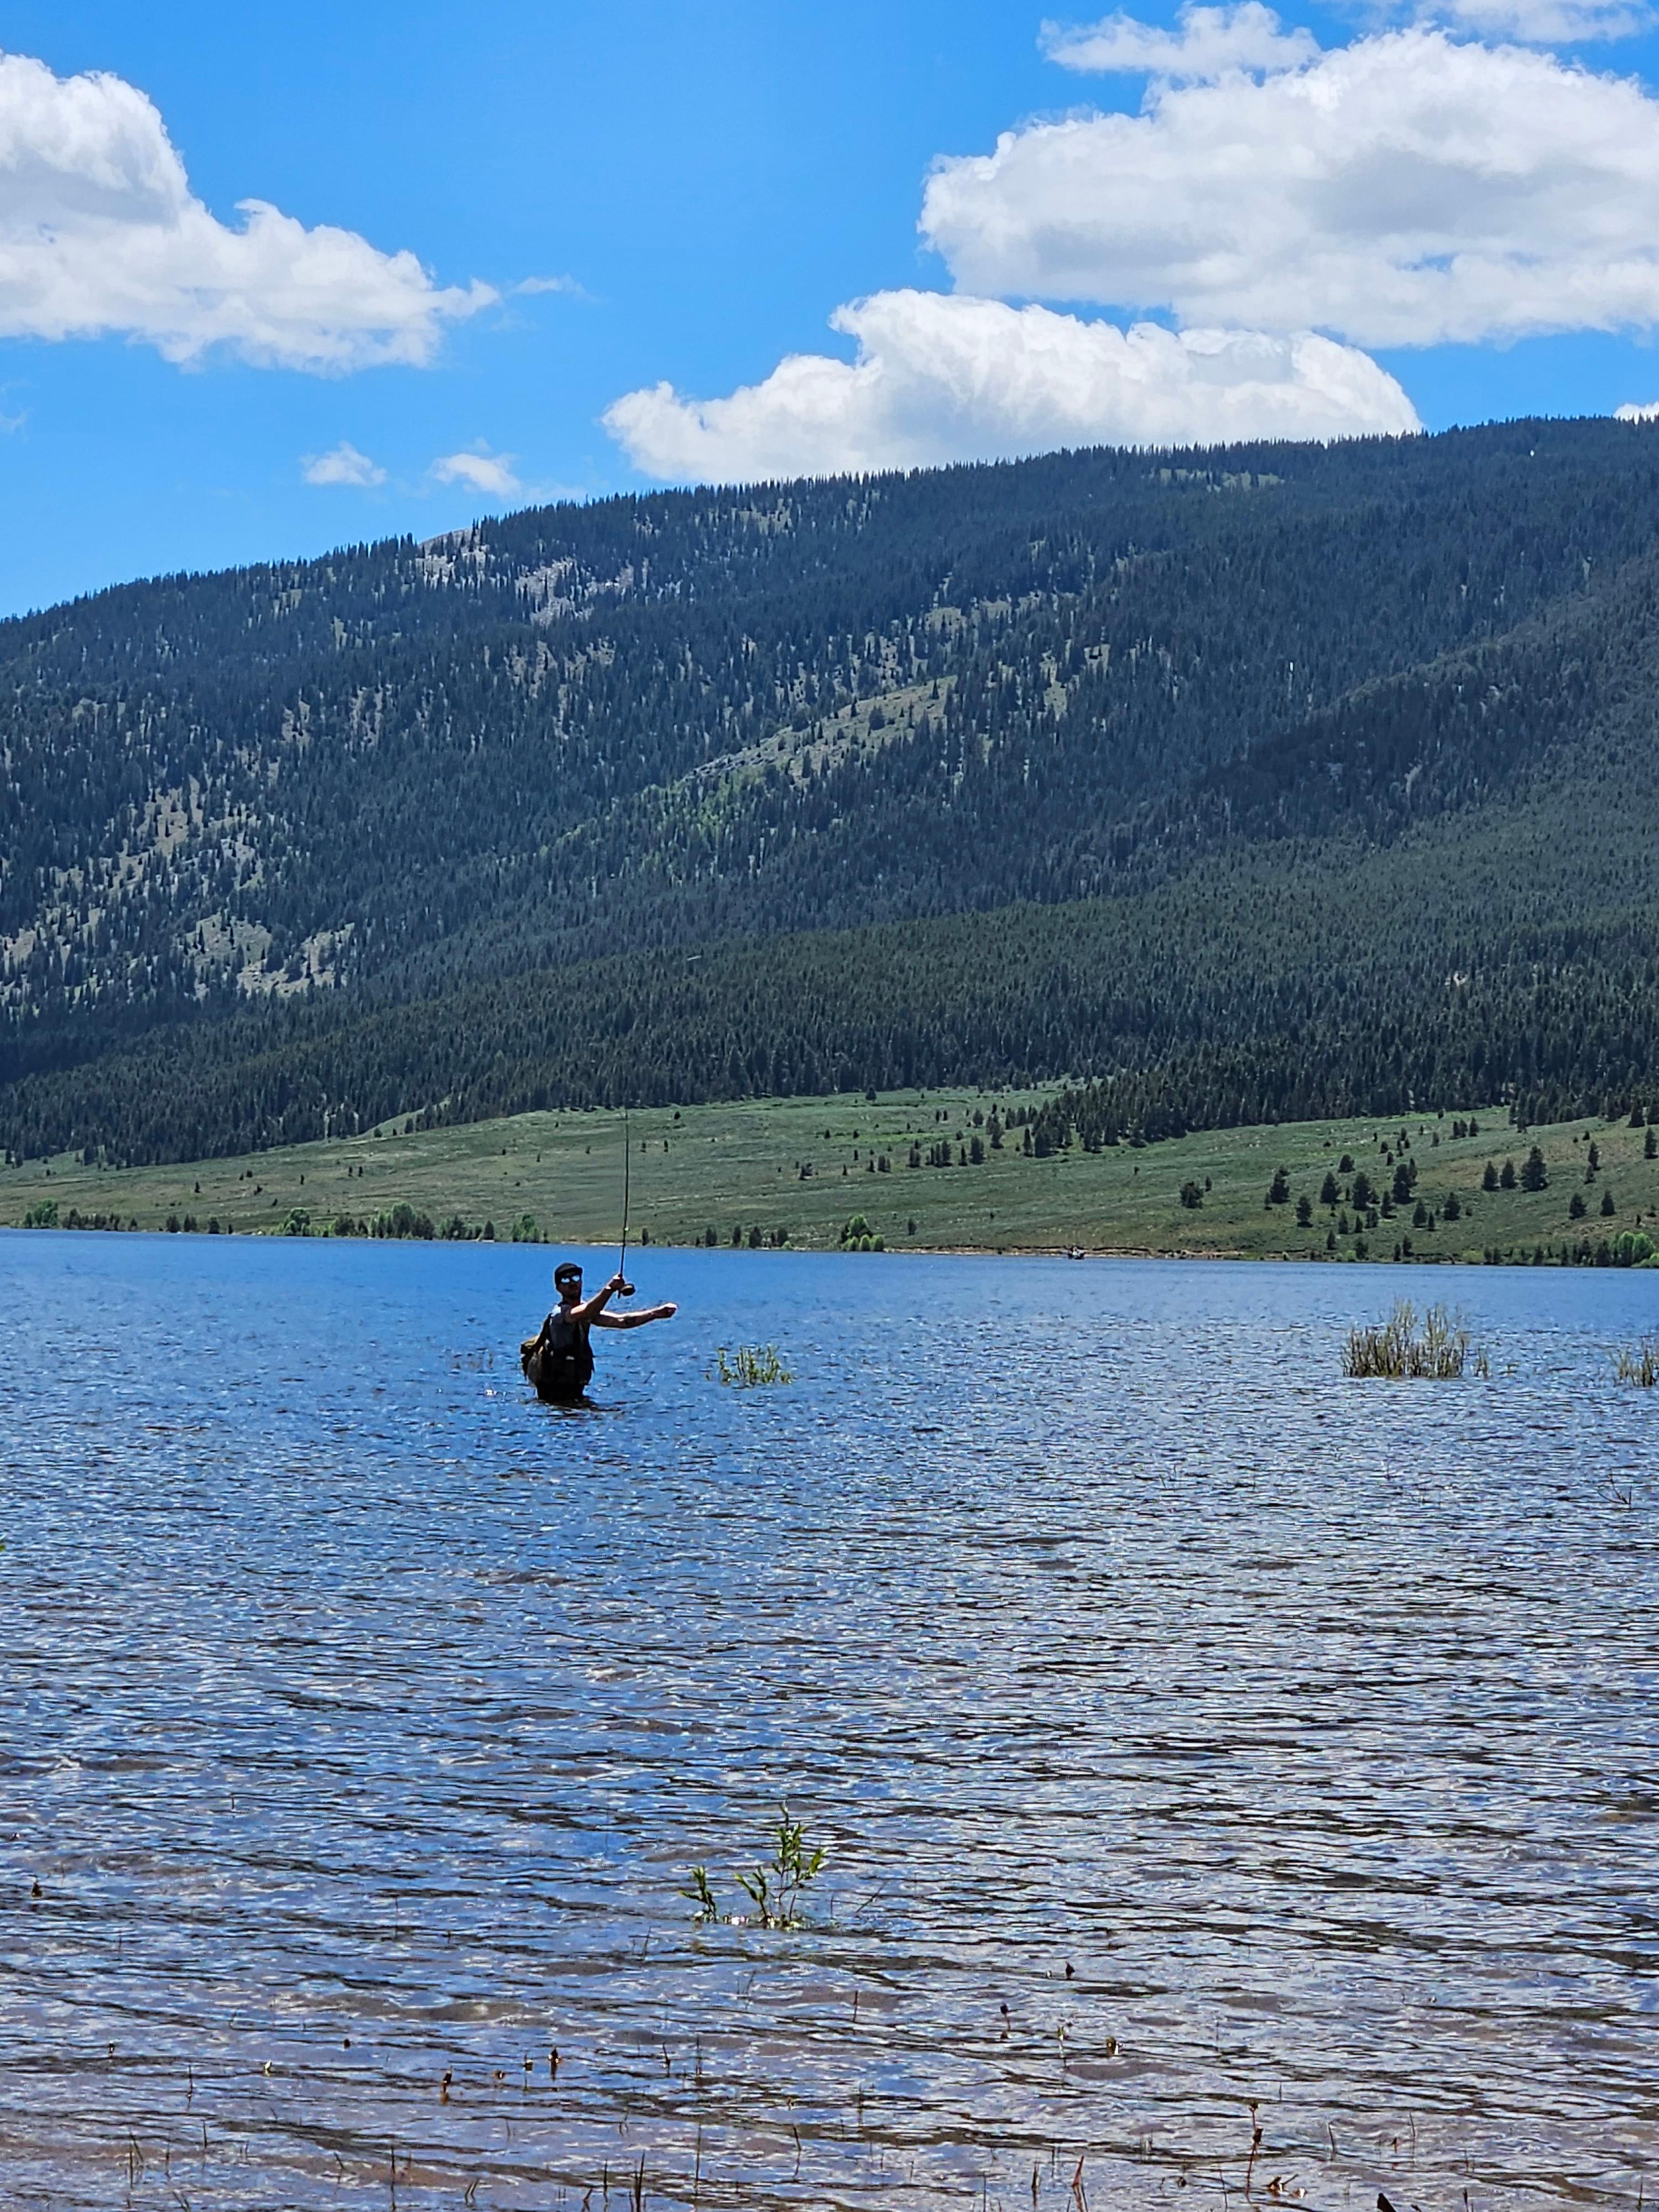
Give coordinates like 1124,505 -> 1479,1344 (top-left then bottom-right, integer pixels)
1614,1334 -> 1659,1386
1342,1300 -> 1488,1379
712,1343 -> 792,1387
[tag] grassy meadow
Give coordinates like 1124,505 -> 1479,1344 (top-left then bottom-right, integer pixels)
6,1087 -> 1659,1264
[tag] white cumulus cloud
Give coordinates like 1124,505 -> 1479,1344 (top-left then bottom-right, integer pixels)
922,27 -> 1659,347
1615,397 -> 1659,417
1423,0 -> 1651,39
431,446 -> 522,497
301,441 -> 387,487
1041,4 -> 1319,80
0,49 -> 493,369
603,289 -> 1418,482
1046,0 -> 1652,58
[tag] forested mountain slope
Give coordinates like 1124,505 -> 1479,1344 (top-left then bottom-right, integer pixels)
7,688 -> 1659,1165
4,420 -> 1658,1041
7,416 -> 1659,1161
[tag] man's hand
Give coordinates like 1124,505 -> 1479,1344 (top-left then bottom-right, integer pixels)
606,1271 -> 630,1295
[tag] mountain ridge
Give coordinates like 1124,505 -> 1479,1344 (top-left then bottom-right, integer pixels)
7,417 -> 1659,1159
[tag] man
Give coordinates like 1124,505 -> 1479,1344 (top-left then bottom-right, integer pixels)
520,1261 -> 677,1404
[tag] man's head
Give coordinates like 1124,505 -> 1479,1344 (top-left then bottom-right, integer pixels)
554,1261 -> 583,1300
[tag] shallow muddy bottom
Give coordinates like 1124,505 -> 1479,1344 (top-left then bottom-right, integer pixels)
2,1234 -> 1655,2209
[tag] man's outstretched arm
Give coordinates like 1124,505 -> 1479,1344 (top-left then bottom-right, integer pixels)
593,1301 -> 677,1329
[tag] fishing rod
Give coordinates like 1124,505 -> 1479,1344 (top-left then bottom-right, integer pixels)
617,1105 -> 635,1297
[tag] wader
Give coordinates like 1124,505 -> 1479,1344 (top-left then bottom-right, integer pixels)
521,1311 -> 594,1403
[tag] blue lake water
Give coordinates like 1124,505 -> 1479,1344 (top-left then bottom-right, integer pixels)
2,1230 -> 1656,2210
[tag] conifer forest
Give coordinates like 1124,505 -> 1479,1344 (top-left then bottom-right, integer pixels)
8,417 -> 1659,1163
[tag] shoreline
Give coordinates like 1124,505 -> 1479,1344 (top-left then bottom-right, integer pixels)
1,1220 -> 1641,1270
5,1086 -> 1657,1270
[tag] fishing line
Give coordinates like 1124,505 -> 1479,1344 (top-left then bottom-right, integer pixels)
618,1105 -> 634,1296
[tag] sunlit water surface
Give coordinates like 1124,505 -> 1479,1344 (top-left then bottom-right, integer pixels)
1,1233 -> 1656,2211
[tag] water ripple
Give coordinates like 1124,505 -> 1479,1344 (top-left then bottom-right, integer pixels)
1,1233 -> 1655,2208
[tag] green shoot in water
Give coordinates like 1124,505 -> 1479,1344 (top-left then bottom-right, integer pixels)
738,1806 -> 827,1929
683,1865 -> 720,1922
682,1807 -> 826,1929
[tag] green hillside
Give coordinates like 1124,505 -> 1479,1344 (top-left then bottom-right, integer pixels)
8,1087 -> 1658,1270
9,418 -> 1659,1163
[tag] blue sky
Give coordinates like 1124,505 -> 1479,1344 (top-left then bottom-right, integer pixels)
6,0 -> 1659,614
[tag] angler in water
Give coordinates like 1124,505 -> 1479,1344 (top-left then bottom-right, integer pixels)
520,1260 -> 677,1404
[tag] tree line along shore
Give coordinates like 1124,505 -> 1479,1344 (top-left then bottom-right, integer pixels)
6,1087 -> 1659,1267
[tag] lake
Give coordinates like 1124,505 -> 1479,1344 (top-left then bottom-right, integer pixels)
2,1232 -> 1655,2210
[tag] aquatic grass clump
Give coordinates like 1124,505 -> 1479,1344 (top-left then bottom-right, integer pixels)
712,1343 -> 792,1387
1613,1334 -> 1659,1386
1343,1300 -> 1488,1379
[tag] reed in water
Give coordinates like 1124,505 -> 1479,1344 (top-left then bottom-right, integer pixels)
712,1344 -> 792,1387
1613,1334 -> 1659,1386
1343,1301 -> 1488,1379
